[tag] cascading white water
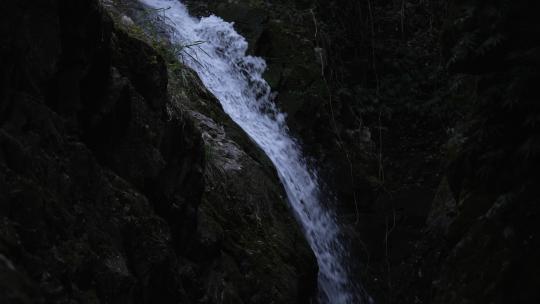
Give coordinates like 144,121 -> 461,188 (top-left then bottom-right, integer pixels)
138,0 -> 360,302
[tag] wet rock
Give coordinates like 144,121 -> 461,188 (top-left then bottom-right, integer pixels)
181,1 -> 540,303
0,0 -> 317,303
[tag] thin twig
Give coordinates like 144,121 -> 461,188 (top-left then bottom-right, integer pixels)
310,4 -> 360,224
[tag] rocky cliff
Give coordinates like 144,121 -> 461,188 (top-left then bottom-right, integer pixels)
0,0 -> 316,303
1,0 -> 539,303
183,0 -> 540,303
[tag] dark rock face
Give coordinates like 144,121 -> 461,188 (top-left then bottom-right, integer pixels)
0,0 -> 202,302
2,0 -> 538,303
419,1 -> 540,303
183,0 -> 540,303
0,0 -> 317,303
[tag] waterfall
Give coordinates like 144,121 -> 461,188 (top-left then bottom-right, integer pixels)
138,0 -> 361,302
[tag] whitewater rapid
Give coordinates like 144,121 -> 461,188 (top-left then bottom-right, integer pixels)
138,0 -> 360,302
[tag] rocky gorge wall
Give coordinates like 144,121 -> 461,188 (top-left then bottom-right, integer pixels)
1,0 -> 539,303
183,0 -> 540,303
0,0 -> 316,303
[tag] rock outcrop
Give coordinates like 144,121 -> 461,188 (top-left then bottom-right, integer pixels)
0,0 -> 316,303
